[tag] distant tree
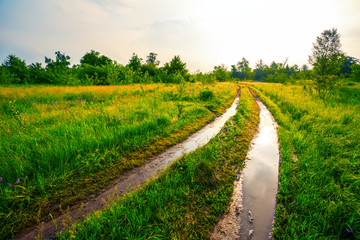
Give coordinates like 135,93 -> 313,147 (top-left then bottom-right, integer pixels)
340,56 -> 358,77
231,58 -> 252,80
146,52 -> 160,65
45,51 -> 71,70
163,55 -> 188,76
3,55 -> 29,83
237,57 -> 250,72
141,52 -> 160,77
28,62 -> 49,84
308,28 -> 345,76
127,53 -> 143,71
254,59 -> 267,81
44,51 -> 72,84
80,50 -> 112,67
255,59 -> 266,71
231,65 -> 241,79
350,62 -> 360,82
213,64 -> 230,81
269,61 -> 279,73
302,64 -> 309,71
264,60 -> 291,83
299,65 -> 311,80
308,28 -> 345,99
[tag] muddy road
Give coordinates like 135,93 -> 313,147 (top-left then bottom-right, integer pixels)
212,89 -> 280,240
15,89 -> 241,240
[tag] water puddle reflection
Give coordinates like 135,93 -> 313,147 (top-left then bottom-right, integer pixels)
239,91 -> 280,240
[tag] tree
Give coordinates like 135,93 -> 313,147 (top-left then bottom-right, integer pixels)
146,52 -> 160,65
28,62 -> 49,84
308,28 -> 345,76
80,50 -> 111,67
44,51 -> 72,84
302,64 -> 309,71
254,59 -> 267,81
213,64 -> 230,82
127,53 -> 142,71
163,55 -> 188,76
307,28 -> 346,99
141,52 -> 160,77
231,65 -> 241,79
350,62 -> 360,82
231,58 -> 252,80
237,57 -> 250,72
340,56 -> 358,77
3,55 -> 29,83
45,51 -> 71,70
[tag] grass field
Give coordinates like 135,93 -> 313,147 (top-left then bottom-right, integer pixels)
251,82 -> 360,239
0,82 -> 238,238
2,80 -> 359,239
57,86 -> 259,239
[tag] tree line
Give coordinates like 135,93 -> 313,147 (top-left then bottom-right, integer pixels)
0,51 -> 195,85
1,28 -> 359,86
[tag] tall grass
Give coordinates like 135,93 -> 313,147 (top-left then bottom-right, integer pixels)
251,83 -> 360,239
57,86 -> 259,239
0,82 -> 237,238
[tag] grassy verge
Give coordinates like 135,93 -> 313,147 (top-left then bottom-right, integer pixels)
56,86 -> 259,239
250,83 -> 360,239
0,82 -> 237,239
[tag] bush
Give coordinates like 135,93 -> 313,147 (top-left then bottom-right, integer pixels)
199,90 -> 214,101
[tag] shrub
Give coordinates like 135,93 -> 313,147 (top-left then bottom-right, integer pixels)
199,90 -> 214,101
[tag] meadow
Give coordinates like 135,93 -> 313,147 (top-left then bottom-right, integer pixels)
251,82 -> 360,239
1,80 -> 359,239
0,82 -> 237,238
57,86 -> 259,239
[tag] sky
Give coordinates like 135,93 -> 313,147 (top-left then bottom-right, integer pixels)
0,0 -> 359,72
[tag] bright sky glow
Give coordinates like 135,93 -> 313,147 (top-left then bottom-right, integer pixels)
0,0 -> 359,72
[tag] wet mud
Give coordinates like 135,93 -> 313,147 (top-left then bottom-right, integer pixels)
14,89 -> 241,240
211,89 -> 280,240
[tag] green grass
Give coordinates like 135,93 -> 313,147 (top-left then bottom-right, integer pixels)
0,82 -> 238,239
56,86 -> 259,240
250,83 -> 360,239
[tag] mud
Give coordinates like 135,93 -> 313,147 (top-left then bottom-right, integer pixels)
14,89 -> 241,240
211,89 -> 280,240
211,176 -> 243,240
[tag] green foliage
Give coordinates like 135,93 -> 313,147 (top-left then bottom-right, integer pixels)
2,55 -> 29,84
76,63 -> 110,85
231,58 -> 253,80
80,50 -> 111,67
145,52 -> 160,66
309,28 -> 345,76
28,62 -> 50,84
163,55 -> 189,81
350,62 -> 360,82
127,53 -> 143,72
213,64 -> 231,82
45,51 -> 71,70
308,75 -> 340,99
254,59 -> 267,81
340,56 -> 358,77
0,65 -> 19,84
199,90 -> 214,101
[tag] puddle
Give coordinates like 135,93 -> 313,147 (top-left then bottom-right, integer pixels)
212,89 -> 280,240
15,88 -> 240,240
